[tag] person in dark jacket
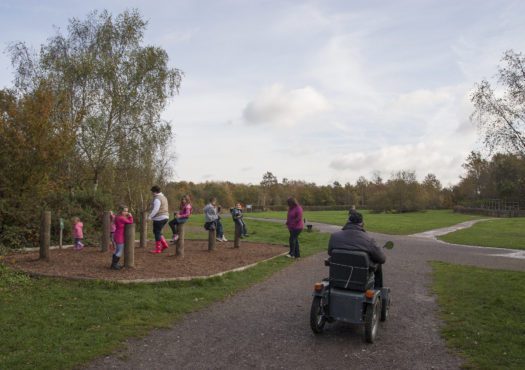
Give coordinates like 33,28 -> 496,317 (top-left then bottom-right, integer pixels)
328,211 -> 386,288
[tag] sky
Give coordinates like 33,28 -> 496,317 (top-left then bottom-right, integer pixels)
1,0 -> 525,187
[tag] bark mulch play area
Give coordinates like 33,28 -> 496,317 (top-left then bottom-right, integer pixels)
3,240 -> 287,282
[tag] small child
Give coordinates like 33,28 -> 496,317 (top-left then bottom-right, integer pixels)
203,197 -> 227,242
110,205 -> 134,270
72,217 -> 84,250
230,203 -> 248,238
169,195 -> 192,242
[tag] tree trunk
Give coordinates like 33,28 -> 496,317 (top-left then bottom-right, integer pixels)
39,211 -> 51,261
140,211 -> 148,248
101,211 -> 111,252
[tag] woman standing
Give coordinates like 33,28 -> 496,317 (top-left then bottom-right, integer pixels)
286,197 -> 304,258
148,185 -> 170,254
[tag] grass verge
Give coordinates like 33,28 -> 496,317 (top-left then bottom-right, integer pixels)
438,218 -> 525,250
432,262 -> 525,369
0,219 -> 328,370
250,210 -> 484,235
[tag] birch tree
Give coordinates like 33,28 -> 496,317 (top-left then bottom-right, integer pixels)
471,50 -> 525,156
9,9 -> 182,191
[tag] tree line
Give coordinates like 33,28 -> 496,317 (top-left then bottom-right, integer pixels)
165,151 -> 524,214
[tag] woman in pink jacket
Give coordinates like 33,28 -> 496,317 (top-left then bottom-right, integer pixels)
285,196 -> 304,258
110,205 -> 134,270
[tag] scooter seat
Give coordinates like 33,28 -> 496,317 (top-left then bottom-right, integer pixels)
329,249 -> 375,291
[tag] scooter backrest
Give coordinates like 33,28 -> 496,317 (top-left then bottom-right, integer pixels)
329,249 -> 371,291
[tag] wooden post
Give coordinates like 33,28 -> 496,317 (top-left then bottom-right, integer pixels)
234,222 -> 241,248
39,211 -> 51,261
175,222 -> 185,257
140,211 -> 148,248
59,217 -> 64,249
124,222 -> 135,268
101,211 -> 110,252
208,228 -> 216,251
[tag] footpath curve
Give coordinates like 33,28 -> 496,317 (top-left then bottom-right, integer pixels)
86,219 -> 525,370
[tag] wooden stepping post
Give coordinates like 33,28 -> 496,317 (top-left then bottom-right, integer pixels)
39,211 -> 51,261
101,211 -> 110,252
124,222 -> 135,268
208,228 -> 216,251
140,211 -> 148,248
234,222 -> 241,248
176,222 -> 185,257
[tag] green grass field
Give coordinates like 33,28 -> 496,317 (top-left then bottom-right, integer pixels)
438,218 -> 525,250
0,218 -> 328,370
432,262 -> 525,369
249,209 -> 484,235
3,212 -> 523,369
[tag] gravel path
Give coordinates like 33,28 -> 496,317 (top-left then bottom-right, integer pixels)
85,220 -> 525,370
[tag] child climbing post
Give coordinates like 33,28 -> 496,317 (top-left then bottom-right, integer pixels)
72,217 -> 84,250
203,196 -> 219,250
230,203 -> 248,238
169,194 -> 192,243
110,205 -> 134,270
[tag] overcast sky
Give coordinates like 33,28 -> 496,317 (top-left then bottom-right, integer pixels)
1,0 -> 525,186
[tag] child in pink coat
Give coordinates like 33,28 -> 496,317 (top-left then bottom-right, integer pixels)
72,217 -> 84,250
110,205 -> 134,270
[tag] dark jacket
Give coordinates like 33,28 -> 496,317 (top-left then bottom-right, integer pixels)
327,223 -> 386,264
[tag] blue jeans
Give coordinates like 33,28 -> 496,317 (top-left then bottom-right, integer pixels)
216,219 -> 224,238
169,217 -> 188,236
152,219 -> 168,241
114,243 -> 124,257
234,219 -> 248,236
288,229 -> 302,257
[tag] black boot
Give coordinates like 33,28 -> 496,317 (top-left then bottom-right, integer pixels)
110,255 -> 121,270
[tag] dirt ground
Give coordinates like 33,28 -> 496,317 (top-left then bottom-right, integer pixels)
4,240 -> 286,281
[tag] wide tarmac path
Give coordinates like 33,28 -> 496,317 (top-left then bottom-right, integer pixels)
86,220 -> 525,370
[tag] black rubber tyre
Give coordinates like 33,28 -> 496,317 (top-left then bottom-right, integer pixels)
364,300 -> 380,343
310,296 -> 327,334
380,295 -> 389,322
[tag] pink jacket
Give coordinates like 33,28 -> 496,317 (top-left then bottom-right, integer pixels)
178,204 -> 192,218
113,215 -> 134,244
73,222 -> 83,239
286,205 -> 304,230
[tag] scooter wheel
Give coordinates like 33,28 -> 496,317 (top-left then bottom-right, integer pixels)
380,296 -> 389,322
364,300 -> 380,343
310,296 -> 327,334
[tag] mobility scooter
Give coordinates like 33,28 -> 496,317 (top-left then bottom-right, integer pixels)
310,241 -> 393,343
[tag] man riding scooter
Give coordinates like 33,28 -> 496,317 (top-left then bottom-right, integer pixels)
328,211 -> 386,288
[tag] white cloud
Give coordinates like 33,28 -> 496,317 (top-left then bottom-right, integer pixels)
329,141 -> 471,185
242,84 -> 330,127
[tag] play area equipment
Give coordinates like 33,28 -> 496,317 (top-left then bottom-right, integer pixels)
310,241 -> 394,343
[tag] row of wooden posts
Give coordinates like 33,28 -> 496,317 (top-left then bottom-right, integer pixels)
38,211 -> 243,267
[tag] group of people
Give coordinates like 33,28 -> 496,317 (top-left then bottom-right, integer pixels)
146,187 -> 249,246
72,185 -> 385,278
203,197 -> 249,242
